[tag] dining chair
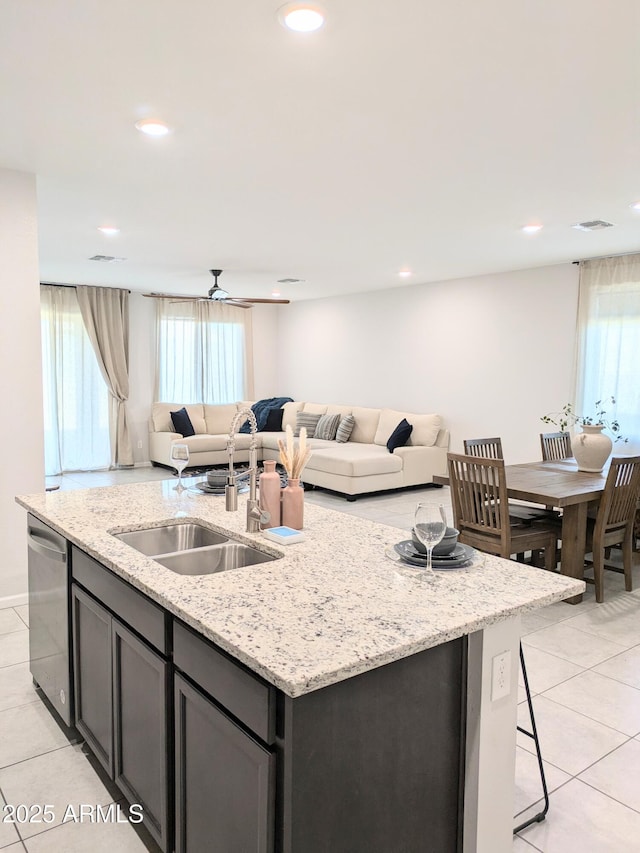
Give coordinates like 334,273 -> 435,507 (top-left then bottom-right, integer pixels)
540,431 -> 572,462
463,437 -> 556,524
447,453 -> 558,570
584,455 -> 640,603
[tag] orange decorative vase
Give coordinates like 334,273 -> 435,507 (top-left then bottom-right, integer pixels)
259,461 -> 281,528
281,477 -> 304,530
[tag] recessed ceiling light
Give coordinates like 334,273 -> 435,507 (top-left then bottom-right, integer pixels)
134,119 -> 171,137
278,3 -> 325,32
521,224 -> 543,234
97,226 -> 120,236
398,269 -> 413,278
630,202 -> 640,211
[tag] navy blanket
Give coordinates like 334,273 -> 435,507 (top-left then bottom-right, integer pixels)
238,397 -> 294,433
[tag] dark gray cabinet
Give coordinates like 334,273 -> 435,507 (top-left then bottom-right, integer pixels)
72,584 -> 113,774
113,619 -> 170,851
175,673 -> 275,853
71,546 -> 171,853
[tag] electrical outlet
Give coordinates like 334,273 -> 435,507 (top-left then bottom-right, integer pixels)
137,440 -> 143,449
491,650 -> 511,702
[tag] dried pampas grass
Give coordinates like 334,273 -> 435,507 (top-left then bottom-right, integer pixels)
278,424 -> 312,479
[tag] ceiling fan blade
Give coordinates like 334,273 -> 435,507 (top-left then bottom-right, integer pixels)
223,299 -> 253,309
143,292 -> 202,300
235,297 -> 291,304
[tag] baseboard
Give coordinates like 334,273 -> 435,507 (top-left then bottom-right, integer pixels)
0,592 -> 28,609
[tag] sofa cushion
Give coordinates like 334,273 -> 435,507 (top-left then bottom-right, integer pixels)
152,403 -> 206,434
263,408 -> 284,431
302,402 -> 328,416
305,444 -> 403,477
282,401 -> 305,430
171,407 -> 195,437
315,413 -> 341,441
295,412 -> 322,437
350,407 -> 381,444
203,403 -> 239,435
180,433 -> 254,453
387,418 -> 413,452
407,413 -> 442,447
374,408 -> 441,448
336,414 -> 355,443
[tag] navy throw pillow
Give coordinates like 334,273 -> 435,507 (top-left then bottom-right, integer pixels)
170,407 -> 195,437
387,418 -> 413,453
263,408 -> 284,432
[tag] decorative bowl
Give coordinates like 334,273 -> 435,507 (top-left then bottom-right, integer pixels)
411,526 -> 459,556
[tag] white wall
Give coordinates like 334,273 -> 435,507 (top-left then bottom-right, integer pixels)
0,169 -> 44,604
251,304 -> 281,398
275,264 -> 580,462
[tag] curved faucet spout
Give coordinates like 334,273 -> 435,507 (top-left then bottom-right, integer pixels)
226,408 -> 261,531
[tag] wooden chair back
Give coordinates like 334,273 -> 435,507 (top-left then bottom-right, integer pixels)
595,456 -> 640,543
448,452 -> 510,554
463,437 -> 504,459
540,432 -> 572,462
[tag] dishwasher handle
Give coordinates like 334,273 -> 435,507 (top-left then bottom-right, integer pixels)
27,528 -> 67,563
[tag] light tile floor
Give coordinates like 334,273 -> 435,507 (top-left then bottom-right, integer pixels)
0,465 -> 635,851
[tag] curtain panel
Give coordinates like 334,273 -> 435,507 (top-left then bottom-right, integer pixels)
576,254 -> 640,451
76,285 -> 133,467
155,299 -> 254,404
40,285 -> 111,474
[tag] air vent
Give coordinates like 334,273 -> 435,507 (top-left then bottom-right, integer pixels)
277,278 -> 305,284
88,255 -> 127,262
572,220 -> 615,232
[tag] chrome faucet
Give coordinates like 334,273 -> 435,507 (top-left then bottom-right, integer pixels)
226,408 -> 269,532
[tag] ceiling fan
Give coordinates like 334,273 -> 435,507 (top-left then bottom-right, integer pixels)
143,270 -> 290,308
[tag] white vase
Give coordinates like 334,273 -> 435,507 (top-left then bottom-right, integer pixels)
571,425 -> 612,473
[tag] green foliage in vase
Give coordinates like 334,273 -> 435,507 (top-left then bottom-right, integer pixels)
541,397 -> 627,442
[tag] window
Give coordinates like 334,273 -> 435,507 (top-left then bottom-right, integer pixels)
41,285 -> 111,474
576,255 -> 640,450
155,300 -> 253,404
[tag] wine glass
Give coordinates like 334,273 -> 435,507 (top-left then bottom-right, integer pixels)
170,443 -> 190,491
413,503 -> 447,575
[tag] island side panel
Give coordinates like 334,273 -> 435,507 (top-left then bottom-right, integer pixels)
279,638 -> 466,853
463,616 -> 520,853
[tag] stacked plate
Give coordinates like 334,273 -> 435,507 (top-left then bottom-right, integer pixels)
393,540 -> 475,570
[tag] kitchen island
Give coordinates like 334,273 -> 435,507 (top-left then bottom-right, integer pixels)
18,480 -> 584,853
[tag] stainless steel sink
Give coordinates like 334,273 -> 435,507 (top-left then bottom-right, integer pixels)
113,522 -> 228,556
155,543 -> 278,575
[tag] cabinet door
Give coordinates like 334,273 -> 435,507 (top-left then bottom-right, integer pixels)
174,674 -> 274,853
71,584 -> 113,775
112,619 -> 170,852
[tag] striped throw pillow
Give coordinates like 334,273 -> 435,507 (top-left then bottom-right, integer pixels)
294,412 -> 322,438
335,414 -> 355,443
314,413 -> 341,441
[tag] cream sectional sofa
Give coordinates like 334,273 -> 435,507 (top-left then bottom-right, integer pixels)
149,401 -> 449,499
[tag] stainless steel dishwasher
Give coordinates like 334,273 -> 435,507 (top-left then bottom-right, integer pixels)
27,513 -> 73,726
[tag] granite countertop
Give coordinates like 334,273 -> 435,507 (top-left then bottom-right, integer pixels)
17,480 -> 584,697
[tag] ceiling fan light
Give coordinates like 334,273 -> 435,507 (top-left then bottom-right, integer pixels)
135,119 -> 171,137
278,3 -> 325,32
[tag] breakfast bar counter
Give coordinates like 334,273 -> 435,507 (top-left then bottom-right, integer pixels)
17,480 -> 584,853
17,479 -> 582,696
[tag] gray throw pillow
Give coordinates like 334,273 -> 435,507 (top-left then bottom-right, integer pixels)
294,412 -> 322,438
335,414 -> 355,443
315,413 -> 341,441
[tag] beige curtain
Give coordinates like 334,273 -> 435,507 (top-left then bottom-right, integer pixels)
76,285 -> 133,466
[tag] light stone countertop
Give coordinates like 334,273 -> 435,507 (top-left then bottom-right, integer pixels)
17,480 -> 585,697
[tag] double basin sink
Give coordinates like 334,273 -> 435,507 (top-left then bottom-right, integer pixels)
113,522 -> 278,576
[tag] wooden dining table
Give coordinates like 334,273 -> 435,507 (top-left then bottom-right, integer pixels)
434,458 -> 607,604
